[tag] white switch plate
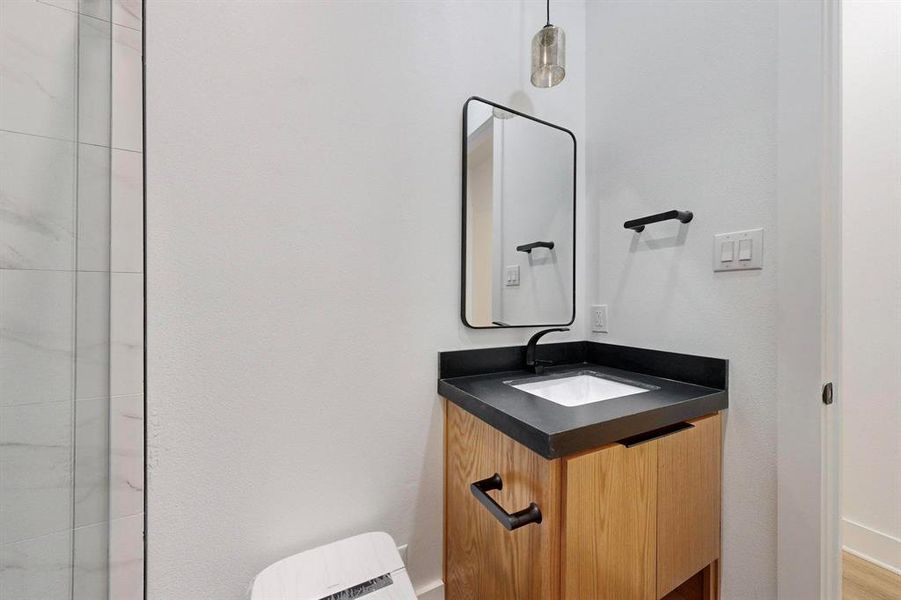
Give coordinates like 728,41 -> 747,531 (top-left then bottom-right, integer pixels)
591,304 -> 608,333
714,228 -> 763,271
504,265 -> 520,286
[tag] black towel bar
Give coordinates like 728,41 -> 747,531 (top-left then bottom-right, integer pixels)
516,241 -> 555,253
624,210 -> 693,232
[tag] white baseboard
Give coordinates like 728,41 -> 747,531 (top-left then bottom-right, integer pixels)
416,580 -> 444,600
843,518 -> 901,574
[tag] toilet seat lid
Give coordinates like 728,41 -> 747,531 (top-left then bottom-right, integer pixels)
250,531 -> 416,600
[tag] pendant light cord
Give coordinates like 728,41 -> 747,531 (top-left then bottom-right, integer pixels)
546,0 -> 550,26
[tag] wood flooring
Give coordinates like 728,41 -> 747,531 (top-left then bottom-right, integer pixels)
843,551 -> 901,600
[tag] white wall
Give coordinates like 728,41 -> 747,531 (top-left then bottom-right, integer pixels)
145,1 -> 586,597
585,2 -> 779,597
841,0 -> 901,572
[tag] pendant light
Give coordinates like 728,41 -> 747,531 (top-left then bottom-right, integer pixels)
531,0 -> 566,88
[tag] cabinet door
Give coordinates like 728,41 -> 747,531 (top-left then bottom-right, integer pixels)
656,413 -> 722,598
445,402 -> 563,600
563,441 -> 658,600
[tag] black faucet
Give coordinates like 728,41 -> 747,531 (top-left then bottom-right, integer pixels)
525,328 -> 570,374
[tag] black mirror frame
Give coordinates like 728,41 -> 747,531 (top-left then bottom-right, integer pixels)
460,96 -> 577,329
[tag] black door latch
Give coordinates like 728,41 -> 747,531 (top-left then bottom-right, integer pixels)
822,382 -> 834,405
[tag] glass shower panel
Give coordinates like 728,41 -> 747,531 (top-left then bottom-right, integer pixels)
74,8 -> 113,600
0,1 -> 143,599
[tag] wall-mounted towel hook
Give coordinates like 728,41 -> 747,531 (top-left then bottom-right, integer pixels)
516,241 -> 555,253
624,210 -> 693,233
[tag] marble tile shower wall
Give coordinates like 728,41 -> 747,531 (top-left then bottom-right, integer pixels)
0,1 -> 143,599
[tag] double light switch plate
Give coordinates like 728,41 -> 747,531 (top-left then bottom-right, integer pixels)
504,265 -> 520,286
714,228 -> 763,271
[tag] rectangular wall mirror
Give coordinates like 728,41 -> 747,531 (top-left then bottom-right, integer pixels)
461,97 -> 576,328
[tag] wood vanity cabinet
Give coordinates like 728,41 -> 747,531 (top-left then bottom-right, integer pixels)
445,402 -> 722,600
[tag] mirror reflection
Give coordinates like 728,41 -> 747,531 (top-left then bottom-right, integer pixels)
462,98 -> 576,328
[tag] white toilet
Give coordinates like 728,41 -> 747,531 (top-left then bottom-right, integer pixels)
249,531 -> 417,599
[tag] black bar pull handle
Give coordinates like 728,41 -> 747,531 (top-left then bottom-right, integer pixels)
624,209 -> 693,233
516,241 -> 555,253
470,473 -> 542,531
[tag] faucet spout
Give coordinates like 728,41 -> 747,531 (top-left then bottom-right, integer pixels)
525,328 -> 570,374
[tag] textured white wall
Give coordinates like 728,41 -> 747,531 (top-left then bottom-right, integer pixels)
584,2 -> 779,597
145,1 -> 585,598
842,0 -> 901,571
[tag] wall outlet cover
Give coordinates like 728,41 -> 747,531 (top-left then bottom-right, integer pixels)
592,304 -> 608,333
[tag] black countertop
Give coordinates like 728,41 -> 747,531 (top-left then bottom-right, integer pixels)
438,341 -> 728,459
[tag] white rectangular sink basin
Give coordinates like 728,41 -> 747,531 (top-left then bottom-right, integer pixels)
510,372 -> 652,407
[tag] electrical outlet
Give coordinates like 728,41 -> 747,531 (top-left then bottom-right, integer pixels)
592,304 -> 608,333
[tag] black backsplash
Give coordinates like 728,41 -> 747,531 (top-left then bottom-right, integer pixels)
440,341 -> 727,391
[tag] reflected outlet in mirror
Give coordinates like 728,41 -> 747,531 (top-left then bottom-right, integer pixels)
508,371 -> 656,407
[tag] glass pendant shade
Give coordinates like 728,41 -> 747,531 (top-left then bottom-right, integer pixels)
531,24 -> 566,88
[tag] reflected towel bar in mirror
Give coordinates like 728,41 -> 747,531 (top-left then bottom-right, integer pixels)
624,210 -> 693,233
516,241 -> 555,253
